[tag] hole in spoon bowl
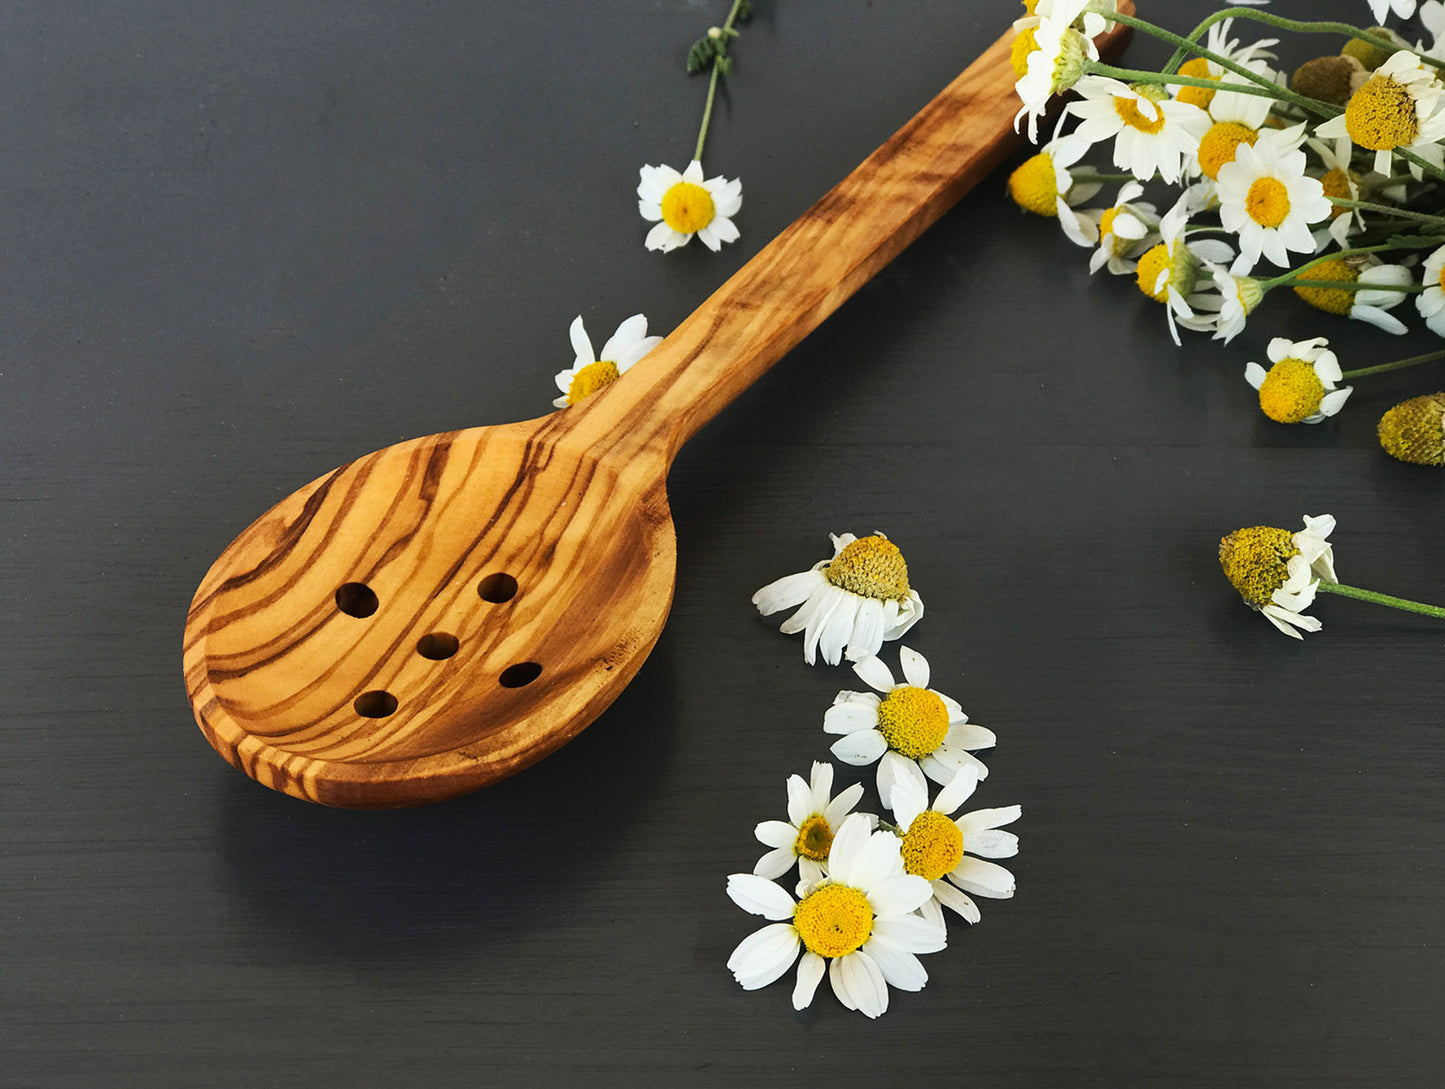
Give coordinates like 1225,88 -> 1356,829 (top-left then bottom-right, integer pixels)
335,582 -> 379,617
498,662 -> 542,688
416,632 -> 459,660
354,690 -> 398,717
478,572 -> 518,603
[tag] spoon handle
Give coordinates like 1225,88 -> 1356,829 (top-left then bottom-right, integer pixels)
566,10 -> 1133,460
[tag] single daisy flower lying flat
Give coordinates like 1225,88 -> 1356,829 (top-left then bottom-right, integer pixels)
1291,256 -> 1414,335
1215,126 -> 1332,269
637,159 -> 742,253
824,647 -> 995,808
726,812 -> 946,1018
887,766 -> 1020,931
551,314 -> 663,409
1244,336 -> 1351,425
1218,514 -> 1336,638
752,532 -> 924,666
752,761 -> 869,894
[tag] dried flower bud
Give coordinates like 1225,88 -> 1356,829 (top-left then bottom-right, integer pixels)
1291,54 -> 1367,106
1378,393 -> 1445,466
1341,27 -> 1408,72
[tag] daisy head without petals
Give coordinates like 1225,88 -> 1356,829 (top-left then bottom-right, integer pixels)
637,159 -> 742,252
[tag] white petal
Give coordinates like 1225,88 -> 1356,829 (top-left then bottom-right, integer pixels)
887,771 -> 929,831
945,723 -> 997,751
831,729 -> 888,766
866,873 -> 935,918
753,846 -> 796,880
845,596 -> 886,664
932,880 -> 981,923
823,812 -> 875,888
824,700 -> 878,735
956,804 -> 1022,833
877,750 -> 925,810
965,829 -> 1020,859
871,914 -> 948,955
823,782 -> 865,827
752,570 -> 821,616
726,873 -> 797,920
898,646 -> 930,689
785,774 -> 812,827
851,654 -> 896,694
792,951 -> 826,1010
727,923 -> 800,990
830,951 -> 889,1018
1244,361 -> 1267,390
933,765 -> 980,814
861,940 -> 928,993
948,857 -> 1017,899
849,829 -> 909,895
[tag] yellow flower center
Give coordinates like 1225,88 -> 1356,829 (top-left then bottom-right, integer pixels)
1007,151 -> 1060,216
901,809 -> 964,882
1174,56 -> 1218,110
1098,205 -> 1121,239
824,535 -> 911,601
794,814 -> 834,862
875,686 -> 950,760
1218,526 -> 1299,607
660,180 -> 716,234
1344,74 -> 1420,150
1011,27 -> 1039,79
565,360 -> 621,405
1135,243 -> 1171,301
1021,0 -> 1039,14
1197,121 -> 1258,180
792,884 -> 874,958
1320,167 -> 1354,218
1437,264 -> 1445,291
1377,392 -> 1445,466
1257,357 -> 1325,423
1114,84 -> 1168,134
1245,175 -> 1291,229
1292,257 -> 1358,315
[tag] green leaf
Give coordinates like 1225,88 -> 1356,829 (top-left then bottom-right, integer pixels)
736,0 -> 753,22
716,55 -> 732,76
687,37 -> 718,73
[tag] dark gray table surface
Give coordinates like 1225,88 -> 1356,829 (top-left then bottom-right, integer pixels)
5,2 -> 1443,1085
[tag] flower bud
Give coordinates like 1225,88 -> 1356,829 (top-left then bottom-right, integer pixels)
1378,393 -> 1445,466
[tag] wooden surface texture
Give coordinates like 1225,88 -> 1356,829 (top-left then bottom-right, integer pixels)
4,1 -> 1443,1086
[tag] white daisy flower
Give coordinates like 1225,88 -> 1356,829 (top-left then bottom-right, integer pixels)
637,159 -> 742,253
752,532 -> 924,666
1308,135 -> 1366,249
887,766 -> 1020,931
1191,259 -> 1266,343
1133,195 -> 1234,344
1005,131 -> 1104,246
824,647 -> 994,809
551,314 -> 663,408
1216,126 -> 1332,268
1316,50 -> 1445,179
1067,74 -> 1211,185
1014,0 -> 1100,143
1218,514 -> 1337,639
726,812 -> 946,1018
1088,180 -> 1159,275
1416,243 -> 1445,335
1292,255 -> 1415,334
1244,336 -> 1352,424
752,761 -> 869,893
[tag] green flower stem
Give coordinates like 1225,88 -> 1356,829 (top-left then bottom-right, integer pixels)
693,0 -> 750,162
1286,279 -> 1423,293
1258,244 -> 1402,290
1103,11 -> 1339,114
1317,581 -> 1445,619
1396,147 -> 1445,184
1084,62 -> 1318,112
1161,8 -> 1445,75
1071,171 -> 1137,184
1328,197 -> 1445,227
1342,348 -> 1445,380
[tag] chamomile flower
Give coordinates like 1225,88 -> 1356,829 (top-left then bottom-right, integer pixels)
752,532 -> 924,666
1292,256 -> 1414,334
824,647 -> 994,808
1014,0 -> 1100,142
1006,132 -> 1103,245
1316,50 -> 1445,179
887,767 -> 1020,931
1172,18 -> 1277,114
1378,392 -> 1445,464
1309,135 -> 1366,248
1415,243 -> 1445,335
1089,181 -> 1159,274
1216,127 -> 1332,268
1198,260 -> 1267,343
726,813 -> 946,1018
752,761 -> 869,892
637,159 -> 742,253
1244,336 -> 1352,423
1218,514 -> 1337,638
1133,196 -> 1235,343
551,314 -> 663,408
1068,74 -> 1211,185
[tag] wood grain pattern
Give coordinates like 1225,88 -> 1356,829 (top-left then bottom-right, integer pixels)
184,13 -> 1133,807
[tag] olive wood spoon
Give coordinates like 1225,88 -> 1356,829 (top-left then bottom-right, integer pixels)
184,14 -> 1132,808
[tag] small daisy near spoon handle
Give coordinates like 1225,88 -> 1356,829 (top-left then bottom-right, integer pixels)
562,7 -> 1134,462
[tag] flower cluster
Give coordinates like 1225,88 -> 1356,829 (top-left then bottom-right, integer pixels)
730,535 -> 1022,1017
1009,2 -> 1445,441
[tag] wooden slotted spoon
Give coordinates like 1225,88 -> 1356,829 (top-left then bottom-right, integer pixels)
184,14 -> 1131,807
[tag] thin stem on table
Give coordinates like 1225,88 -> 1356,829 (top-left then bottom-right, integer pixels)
1317,581 -> 1445,619
693,0 -> 750,162
1342,348 -> 1445,380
